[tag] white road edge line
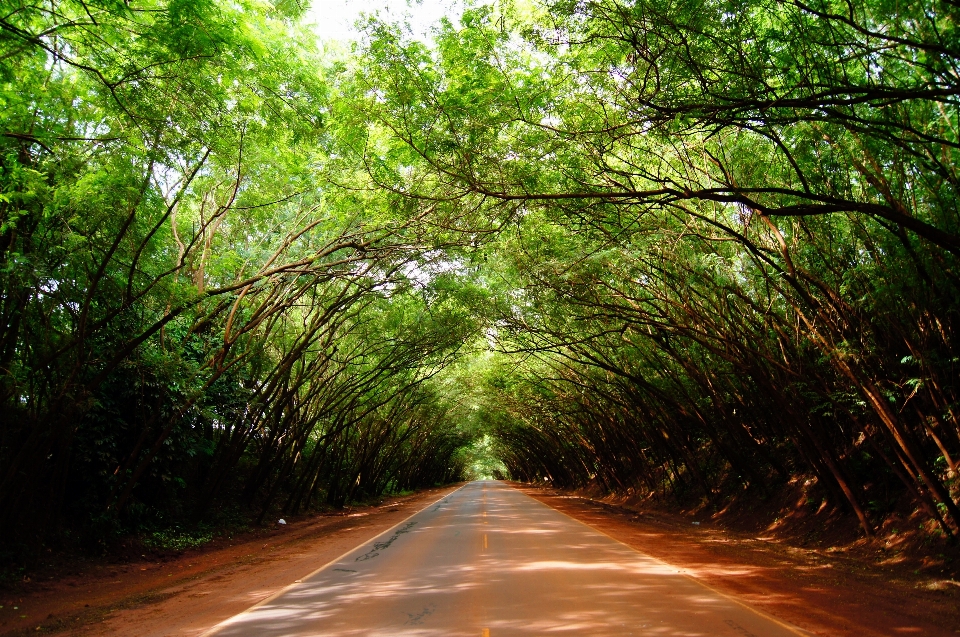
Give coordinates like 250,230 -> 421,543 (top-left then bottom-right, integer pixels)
506,482 -> 814,637
197,483 -> 469,637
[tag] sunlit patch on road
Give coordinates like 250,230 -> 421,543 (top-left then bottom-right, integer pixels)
204,482 -> 808,637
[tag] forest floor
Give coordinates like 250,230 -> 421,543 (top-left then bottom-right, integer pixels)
518,483 -> 960,637
1,481 -> 958,636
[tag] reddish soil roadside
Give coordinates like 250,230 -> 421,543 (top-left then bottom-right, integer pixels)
516,484 -> 960,637
0,486 -> 462,637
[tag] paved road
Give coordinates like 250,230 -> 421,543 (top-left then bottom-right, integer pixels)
205,481 -> 807,636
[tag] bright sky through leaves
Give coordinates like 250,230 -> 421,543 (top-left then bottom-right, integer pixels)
307,0 -> 461,41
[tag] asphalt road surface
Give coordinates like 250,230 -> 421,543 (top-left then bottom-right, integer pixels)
204,481 -> 807,636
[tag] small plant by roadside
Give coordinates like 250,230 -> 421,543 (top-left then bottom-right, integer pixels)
141,526 -> 214,552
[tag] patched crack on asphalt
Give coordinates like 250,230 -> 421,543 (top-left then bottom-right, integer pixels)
405,603 -> 436,625
724,618 -> 761,637
333,568 -> 357,574
355,521 -> 417,561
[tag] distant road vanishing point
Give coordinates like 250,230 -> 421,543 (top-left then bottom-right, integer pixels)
203,481 -> 808,636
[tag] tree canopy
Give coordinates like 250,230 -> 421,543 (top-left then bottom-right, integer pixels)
1,0 -> 958,558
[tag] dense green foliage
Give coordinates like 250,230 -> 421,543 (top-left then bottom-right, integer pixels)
352,0 -> 960,539
2,0 -> 959,560
0,0 -> 485,557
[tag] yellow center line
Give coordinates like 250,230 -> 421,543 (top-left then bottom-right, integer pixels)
481,629 -> 490,637
482,533 -> 488,550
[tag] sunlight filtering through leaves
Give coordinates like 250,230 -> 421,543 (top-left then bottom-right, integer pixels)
1,0 -> 959,564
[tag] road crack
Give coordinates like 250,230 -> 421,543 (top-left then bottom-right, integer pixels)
355,521 -> 417,562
